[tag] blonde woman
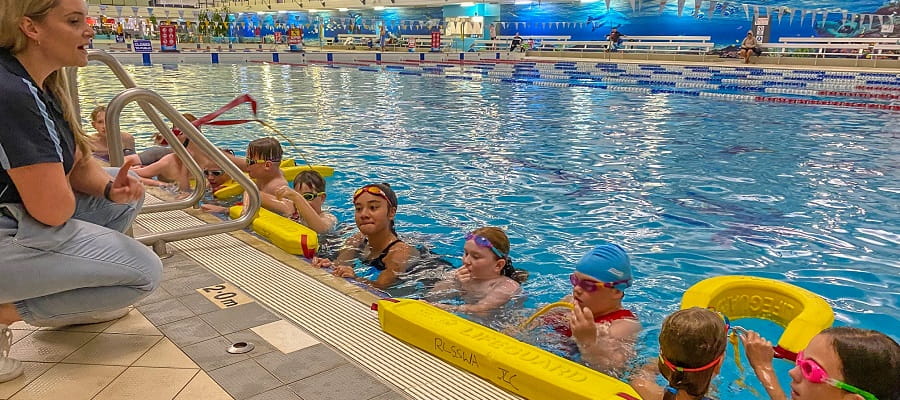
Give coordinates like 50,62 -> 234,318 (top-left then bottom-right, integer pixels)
0,0 -> 162,383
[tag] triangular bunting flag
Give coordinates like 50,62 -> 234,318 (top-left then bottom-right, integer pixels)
777,7 -> 784,24
605,0 -> 611,11
677,0 -> 686,17
810,10 -> 817,27
115,6 -> 123,16
131,6 -> 138,15
694,0 -> 701,17
708,1 -> 717,19
146,7 -> 153,16
842,11 -> 847,23
659,0 -> 668,14
800,9 -> 808,26
177,10 -> 184,19
629,0 -> 636,12
753,6 -> 759,21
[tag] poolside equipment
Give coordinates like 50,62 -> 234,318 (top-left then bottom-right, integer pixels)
229,205 -> 319,259
681,276 -> 834,361
518,301 -> 574,330
375,298 -> 642,400
213,160 -> 334,199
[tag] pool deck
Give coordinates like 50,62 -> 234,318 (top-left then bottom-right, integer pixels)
1,195 -> 520,400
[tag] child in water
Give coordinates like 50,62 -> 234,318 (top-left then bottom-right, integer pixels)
428,227 -> 526,317
629,307 -> 727,400
541,243 -> 641,375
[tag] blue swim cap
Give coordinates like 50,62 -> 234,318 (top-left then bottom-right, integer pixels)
575,244 -> 633,290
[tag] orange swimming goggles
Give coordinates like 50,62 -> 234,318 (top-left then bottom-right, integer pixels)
353,185 -> 393,205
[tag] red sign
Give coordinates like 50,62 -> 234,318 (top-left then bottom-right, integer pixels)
430,31 -> 441,50
288,28 -> 303,45
274,32 -> 282,43
159,24 -> 177,50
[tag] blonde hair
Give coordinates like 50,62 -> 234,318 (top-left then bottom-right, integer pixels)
1,0 -> 91,157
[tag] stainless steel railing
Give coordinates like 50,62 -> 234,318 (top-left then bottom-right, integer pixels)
69,49 -> 260,255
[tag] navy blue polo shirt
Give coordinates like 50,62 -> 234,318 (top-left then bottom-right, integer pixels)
0,47 -> 77,204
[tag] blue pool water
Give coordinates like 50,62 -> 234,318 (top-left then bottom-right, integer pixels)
80,62 -> 899,398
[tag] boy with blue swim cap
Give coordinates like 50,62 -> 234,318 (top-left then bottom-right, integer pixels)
562,243 -> 641,374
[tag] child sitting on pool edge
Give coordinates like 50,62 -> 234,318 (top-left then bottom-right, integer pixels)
544,243 -> 641,375
427,227 -> 527,317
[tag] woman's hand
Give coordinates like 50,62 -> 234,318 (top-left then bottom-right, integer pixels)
107,160 -> 144,204
311,257 -> 333,269
569,305 -> 598,347
332,265 -> 357,279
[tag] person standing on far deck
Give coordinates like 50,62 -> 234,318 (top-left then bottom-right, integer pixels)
0,0 -> 163,383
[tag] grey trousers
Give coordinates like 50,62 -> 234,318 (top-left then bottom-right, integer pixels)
0,169 -> 162,326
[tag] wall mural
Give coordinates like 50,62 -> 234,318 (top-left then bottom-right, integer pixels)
495,1 -> 900,45
220,1 -> 899,47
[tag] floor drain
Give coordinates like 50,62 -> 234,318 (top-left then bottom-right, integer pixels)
227,341 -> 255,354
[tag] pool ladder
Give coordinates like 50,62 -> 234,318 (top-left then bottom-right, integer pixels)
63,49 -> 260,257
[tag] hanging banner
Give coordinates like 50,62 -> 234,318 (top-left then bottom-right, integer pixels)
430,30 -> 441,51
677,0 -> 686,17
159,24 -> 177,51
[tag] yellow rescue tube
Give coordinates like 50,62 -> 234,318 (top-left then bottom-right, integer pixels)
681,276 -> 834,360
229,205 -> 319,258
214,163 -> 335,200
376,298 -> 642,400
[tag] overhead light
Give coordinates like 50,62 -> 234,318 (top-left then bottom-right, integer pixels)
338,7 -> 349,10
472,16 -> 483,22
278,10 -> 289,13
514,0 -> 531,4
459,2 -> 474,6
374,5 -> 385,9
308,8 -> 320,12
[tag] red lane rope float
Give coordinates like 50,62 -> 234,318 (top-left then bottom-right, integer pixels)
754,96 -> 900,111
817,90 -> 900,100
855,85 -> 900,92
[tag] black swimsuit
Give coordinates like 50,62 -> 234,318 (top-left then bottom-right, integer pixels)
362,239 -> 403,271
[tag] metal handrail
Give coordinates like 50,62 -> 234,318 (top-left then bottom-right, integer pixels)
105,88 -> 261,248
72,49 -> 261,253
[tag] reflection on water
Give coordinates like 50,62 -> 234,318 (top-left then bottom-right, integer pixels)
80,63 -> 899,398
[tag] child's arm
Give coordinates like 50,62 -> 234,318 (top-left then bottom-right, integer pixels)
572,306 -> 641,373
455,279 -> 520,316
426,273 -> 460,302
259,191 -> 295,216
628,359 -> 664,400
274,185 -> 335,233
744,330 -> 788,400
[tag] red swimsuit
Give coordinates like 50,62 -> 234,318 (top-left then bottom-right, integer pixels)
549,309 -> 637,337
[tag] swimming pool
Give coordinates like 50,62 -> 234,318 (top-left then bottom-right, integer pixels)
80,61 -> 899,398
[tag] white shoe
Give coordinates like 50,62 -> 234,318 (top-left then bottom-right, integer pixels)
39,307 -> 132,328
0,325 -> 24,383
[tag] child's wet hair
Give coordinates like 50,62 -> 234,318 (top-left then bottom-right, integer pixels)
823,326 -> 900,400
293,170 -> 326,193
658,307 -> 727,399
247,137 -> 283,161
470,227 -> 527,283
90,105 -> 106,122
